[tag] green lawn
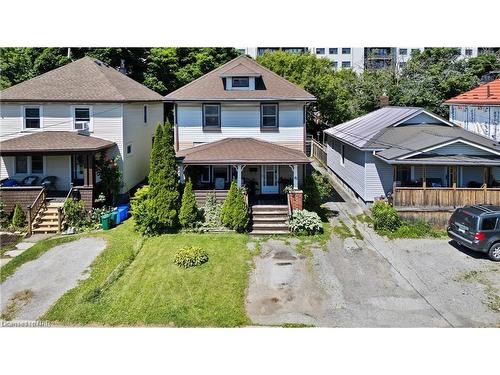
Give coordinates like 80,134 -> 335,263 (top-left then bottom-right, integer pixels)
43,220 -> 252,327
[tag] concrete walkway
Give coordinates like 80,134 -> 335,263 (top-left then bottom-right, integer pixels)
1,237 -> 106,321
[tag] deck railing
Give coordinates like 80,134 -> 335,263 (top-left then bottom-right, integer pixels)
310,138 -> 327,166
393,186 -> 500,208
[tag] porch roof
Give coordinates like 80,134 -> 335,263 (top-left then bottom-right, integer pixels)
176,138 -> 310,165
0,131 -> 115,155
376,154 -> 500,166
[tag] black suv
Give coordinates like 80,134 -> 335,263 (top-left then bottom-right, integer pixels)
448,205 -> 500,261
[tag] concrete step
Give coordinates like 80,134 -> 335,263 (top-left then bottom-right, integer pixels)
252,223 -> 289,230
252,210 -> 288,216
250,229 -> 289,235
252,216 -> 288,222
252,205 -> 288,210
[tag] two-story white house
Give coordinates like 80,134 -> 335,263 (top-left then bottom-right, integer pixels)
0,57 -> 164,218
445,78 -> 500,140
164,55 -> 315,205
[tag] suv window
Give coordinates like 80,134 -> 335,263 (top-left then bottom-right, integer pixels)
452,210 -> 478,229
481,217 -> 498,230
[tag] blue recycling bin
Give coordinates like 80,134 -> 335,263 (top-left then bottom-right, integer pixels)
117,204 -> 130,222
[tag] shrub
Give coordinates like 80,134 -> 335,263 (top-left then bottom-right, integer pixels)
311,171 -> 333,199
11,203 -> 26,230
288,209 -> 323,235
179,179 -> 198,228
221,180 -> 237,227
131,185 -> 158,236
230,187 -> 249,232
173,246 -> 209,268
370,201 -> 401,232
202,191 -> 222,228
303,174 -> 322,212
95,153 -> 122,205
64,199 -> 91,229
90,206 -> 114,228
0,201 -> 9,229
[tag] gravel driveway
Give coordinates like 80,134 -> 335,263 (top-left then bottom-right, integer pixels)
1,237 -> 106,321
246,175 -> 500,327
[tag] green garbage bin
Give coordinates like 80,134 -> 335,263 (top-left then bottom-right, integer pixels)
111,211 -> 119,227
101,213 -> 112,230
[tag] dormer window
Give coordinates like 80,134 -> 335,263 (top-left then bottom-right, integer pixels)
232,77 -> 249,88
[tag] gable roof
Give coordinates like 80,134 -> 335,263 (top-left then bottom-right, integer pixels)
0,57 -> 164,103
176,138 -> 310,164
444,79 -> 500,105
164,55 -> 316,102
0,131 -> 115,155
372,124 -> 500,161
324,107 -> 452,149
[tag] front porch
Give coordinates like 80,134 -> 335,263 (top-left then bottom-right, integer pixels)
176,138 -> 310,206
392,164 -> 500,208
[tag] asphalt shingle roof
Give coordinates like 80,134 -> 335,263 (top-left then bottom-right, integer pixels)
0,131 -> 115,154
176,138 -> 310,164
164,55 -> 316,102
0,57 -> 164,103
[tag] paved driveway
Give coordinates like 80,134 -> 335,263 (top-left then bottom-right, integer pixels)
1,237 -> 106,321
246,178 -> 500,327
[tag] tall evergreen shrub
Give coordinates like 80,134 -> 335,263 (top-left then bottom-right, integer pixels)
179,179 -> 198,228
221,180 -> 237,227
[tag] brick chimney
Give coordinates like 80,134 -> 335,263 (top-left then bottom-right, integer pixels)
379,94 -> 389,108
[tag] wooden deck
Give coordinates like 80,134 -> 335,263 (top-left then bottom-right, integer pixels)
393,186 -> 500,208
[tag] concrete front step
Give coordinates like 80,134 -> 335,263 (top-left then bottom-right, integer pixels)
250,229 -> 290,235
252,205 -> 288,210
252,216 -> 288,222
252,223 -> 288,230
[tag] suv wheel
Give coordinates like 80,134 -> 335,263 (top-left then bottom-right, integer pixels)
488,243 -> 500,261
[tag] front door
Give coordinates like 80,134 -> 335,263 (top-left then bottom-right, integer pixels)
261,165 -> 279,194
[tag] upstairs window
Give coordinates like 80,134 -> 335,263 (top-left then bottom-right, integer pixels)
399,48 -> 408,55
261,103 -> 279,129
329,48 -> 338,54
465,48 -> 473,56
342,48 -> 351,54
232,77 -> 249,88
316,48 -> 325,55
342,61 -> 351,68
203,104 -> 221,129
24,107 -> 41,129
74,107 -> 91,131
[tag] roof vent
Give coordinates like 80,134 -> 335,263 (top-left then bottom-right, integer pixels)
487,85 -> 491,98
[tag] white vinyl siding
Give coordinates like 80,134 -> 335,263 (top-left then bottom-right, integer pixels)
176,101 -> 305,151
122,102 -> 163,191
326,135 -> 366,200
364,153 -> 393,201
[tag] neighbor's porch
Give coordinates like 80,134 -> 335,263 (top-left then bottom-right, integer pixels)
392,164 -> 500,208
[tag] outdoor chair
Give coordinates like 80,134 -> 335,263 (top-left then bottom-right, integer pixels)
21,175 -> 39,186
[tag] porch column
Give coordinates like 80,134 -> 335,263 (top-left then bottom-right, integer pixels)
179,164 -> 185,184
83,153 -> 89,186
292,164 -> 299,189
236,165 -> 244,188
87,153 -> 94,186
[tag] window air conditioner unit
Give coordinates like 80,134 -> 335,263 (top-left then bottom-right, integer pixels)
75,121 -> 90,131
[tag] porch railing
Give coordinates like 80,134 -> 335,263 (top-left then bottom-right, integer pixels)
310,138 -> 327,166
27,187 -> 47,236
393,186 -> 500,208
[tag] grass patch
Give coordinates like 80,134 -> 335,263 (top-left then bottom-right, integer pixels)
379,221 -> 447,240
1,235 -> 82,282
355,213 -> 373,225
456,268 -> 500,313
44,221 -> 252,327
332,219 -> 353,240
1,289 -> 34,320
0,233 -> 23,256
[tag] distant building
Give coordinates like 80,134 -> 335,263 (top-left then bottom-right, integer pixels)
445,79 -> 500,141
239,46 -> 499,74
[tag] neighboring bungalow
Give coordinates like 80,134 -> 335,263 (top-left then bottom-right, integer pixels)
323,107 -> 500,222
165,55 -> 314,204
164,55 -> 315,234
445,78 -> 500,140
0,57 -> 164,233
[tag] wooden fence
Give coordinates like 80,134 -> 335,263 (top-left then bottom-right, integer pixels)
393,187 -> 500,208
310,138 -> 327,166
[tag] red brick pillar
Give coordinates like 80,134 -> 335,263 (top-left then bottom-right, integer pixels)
288,190 -> 303,211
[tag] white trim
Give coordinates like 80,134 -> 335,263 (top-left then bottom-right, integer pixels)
72,105 -> 94,132
22,105 -> 43,131
200,165 -> 211,183
392,109 -> 455,127
399,138 -> 500,160
261,164 -> 279,194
